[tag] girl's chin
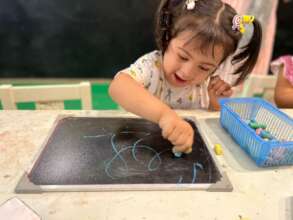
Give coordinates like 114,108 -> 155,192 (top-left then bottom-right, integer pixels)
169,81 -> 187,87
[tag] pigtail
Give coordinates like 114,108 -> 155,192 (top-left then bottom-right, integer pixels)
232,18 -> 262,85
156,0 -> 172,53
156,0 -> 184,53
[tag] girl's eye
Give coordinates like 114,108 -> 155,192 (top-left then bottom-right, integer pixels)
178,54 -> 188,61
199,66 -> 210,72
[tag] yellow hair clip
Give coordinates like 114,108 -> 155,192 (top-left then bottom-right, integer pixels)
232,15 -> 255,34
242,15 -> 255,24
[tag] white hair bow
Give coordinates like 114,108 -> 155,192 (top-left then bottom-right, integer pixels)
185,0 -> 197,10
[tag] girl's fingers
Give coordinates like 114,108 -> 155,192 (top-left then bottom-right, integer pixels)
212,80 -> 226,92
215,83 -> 230,95
174,131 -> 193,147
173,132 -> 188,146
184,147 -> 192,154
173,145 -> 189,153
162,124 -> 175,139
222,89 -> 233,97
173,145 -> 193,154
168,125 -> 184,143
208,76 -> 220,89
209,77 -> 232,97
173,132 -> 193,151
210,78 -> 224,92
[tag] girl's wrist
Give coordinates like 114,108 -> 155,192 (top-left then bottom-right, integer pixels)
209,98 -> 220,111
158,106 -> 178,126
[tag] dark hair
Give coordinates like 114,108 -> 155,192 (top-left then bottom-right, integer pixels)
155,0 -> 262,85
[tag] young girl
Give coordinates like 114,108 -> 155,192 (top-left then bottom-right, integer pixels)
271,55 -> 293,108
109,0 -> 262,153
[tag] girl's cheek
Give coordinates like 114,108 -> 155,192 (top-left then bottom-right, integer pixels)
194,73 -> 207,81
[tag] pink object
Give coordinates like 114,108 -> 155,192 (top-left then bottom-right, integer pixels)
256,128 -> 263,135
271,55 -> 293,85
232,15 -> 242,31
0,198 -> 40,220
220,0 -> 278,80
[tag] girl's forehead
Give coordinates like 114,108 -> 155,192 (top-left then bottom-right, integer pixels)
173,32 -> 224,64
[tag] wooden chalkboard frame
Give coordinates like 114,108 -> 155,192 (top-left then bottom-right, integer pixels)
15,115 -> 233,193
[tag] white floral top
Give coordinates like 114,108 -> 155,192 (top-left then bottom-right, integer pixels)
118,50 -> 211,109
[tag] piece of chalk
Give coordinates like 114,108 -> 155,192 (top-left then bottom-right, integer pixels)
248,120 -> 267,129
172,147 -> 183,158
248,121 -> 259,129
174,152 -> 183,157
255,128 -> 263,135
258,123 -> 267,129
239,217 -> 250,220
214,144 -> 223,155
260,130 -> 273,140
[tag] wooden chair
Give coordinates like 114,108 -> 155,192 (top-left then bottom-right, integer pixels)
241,75 -> 277,103
0,82 -> 92,110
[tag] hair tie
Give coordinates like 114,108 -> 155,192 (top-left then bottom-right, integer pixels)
160,10 -> 171,29
185,0 -> 198,10
232,15 -> 255,34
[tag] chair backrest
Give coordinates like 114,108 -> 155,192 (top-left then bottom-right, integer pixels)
241,75 -> 277,102
0,82 -> 92,110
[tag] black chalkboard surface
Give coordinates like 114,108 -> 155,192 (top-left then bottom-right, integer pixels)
25,117 -> 221,187
0,0 -> 158,78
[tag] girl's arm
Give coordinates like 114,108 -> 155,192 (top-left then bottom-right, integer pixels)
109,73 -> 193,153
109,73 -> 171,123
274,72 -> 293,108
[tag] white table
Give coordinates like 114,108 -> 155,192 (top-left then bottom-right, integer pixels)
0,109 -> 292,220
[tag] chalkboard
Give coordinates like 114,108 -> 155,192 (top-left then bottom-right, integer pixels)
0,0 -> 158,78
22,117 -> 222,188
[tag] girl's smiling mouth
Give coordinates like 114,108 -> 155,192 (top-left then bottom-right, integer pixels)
174,72 -> 188,84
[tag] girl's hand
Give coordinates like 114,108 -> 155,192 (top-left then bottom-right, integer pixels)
158,110 -> 193,154
208,76 -> 233,111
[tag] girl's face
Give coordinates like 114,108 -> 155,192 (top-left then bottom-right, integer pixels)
162,31 -> 224,87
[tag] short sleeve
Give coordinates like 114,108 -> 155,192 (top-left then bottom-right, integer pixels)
117,51 -> 162,94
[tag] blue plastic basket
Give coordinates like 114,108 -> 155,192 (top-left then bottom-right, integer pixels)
220,97 -> 293,167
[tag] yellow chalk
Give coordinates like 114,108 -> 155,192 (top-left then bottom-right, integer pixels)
239,217 -> 250,220
238,215 -> 251,220
214,144 -> 223,155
